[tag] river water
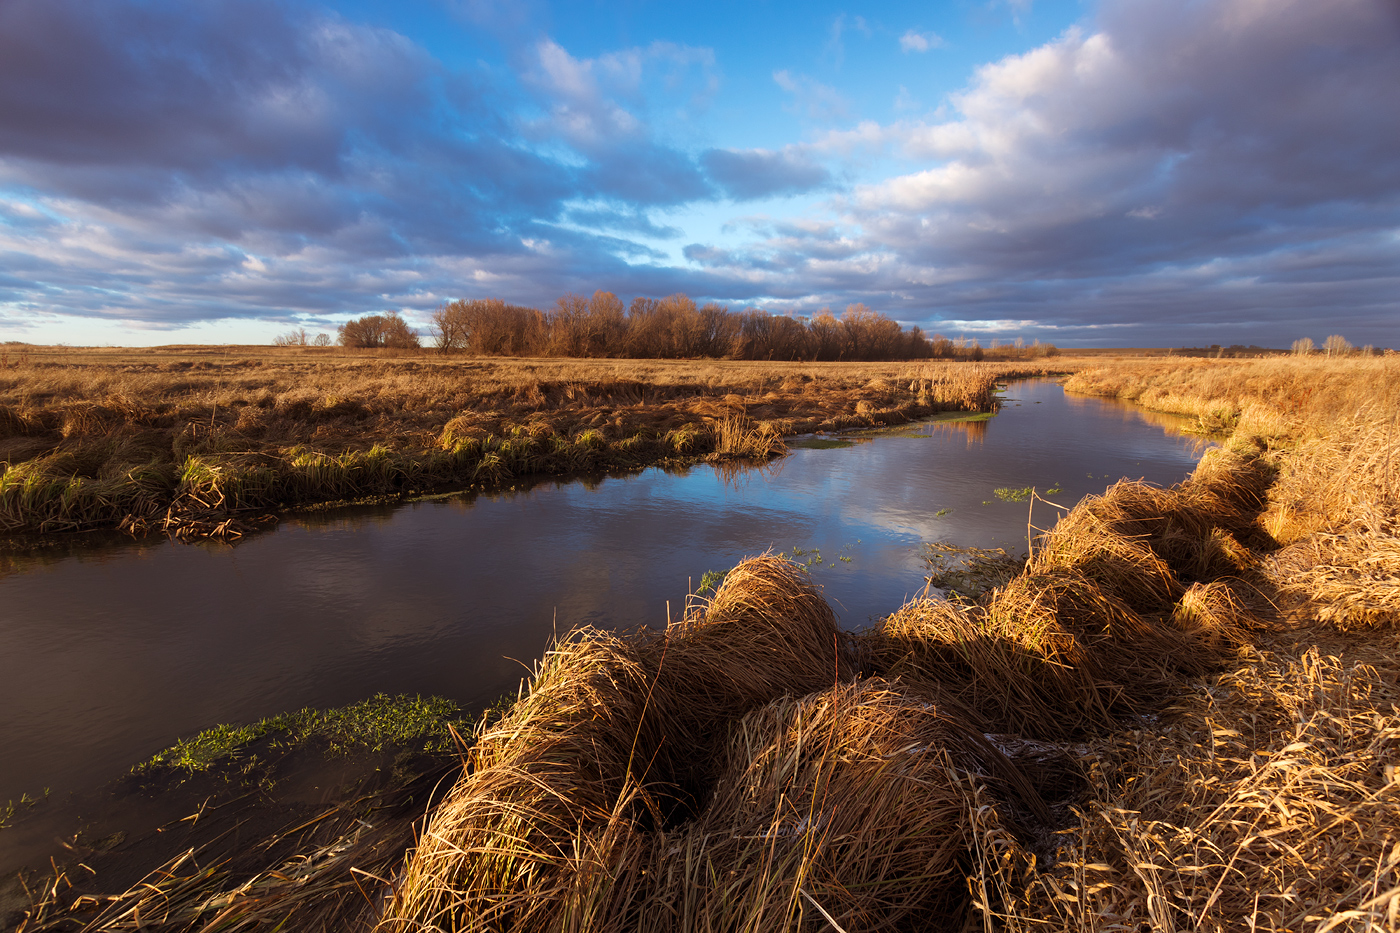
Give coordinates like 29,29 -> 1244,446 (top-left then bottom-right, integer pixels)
0,379 -> 1205,810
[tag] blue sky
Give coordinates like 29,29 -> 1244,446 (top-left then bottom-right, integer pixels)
1,0 -> 1397,348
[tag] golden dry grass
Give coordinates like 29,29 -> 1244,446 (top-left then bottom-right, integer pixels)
0,347 -> 1056,538
14,354 -> 1400,933
970,626 -> 1400,933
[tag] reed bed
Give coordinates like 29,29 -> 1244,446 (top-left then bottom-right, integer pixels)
383,438 -> 1291,932
381,555 -> 862,933
1063,353 -> 1400,445
873,445 -> 1277,742
0,351 -> 1039,537
1262,420 -> 1400,630
967,628 -> 1400,932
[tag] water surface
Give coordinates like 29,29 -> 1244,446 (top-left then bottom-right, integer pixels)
0,380 -> 1205,810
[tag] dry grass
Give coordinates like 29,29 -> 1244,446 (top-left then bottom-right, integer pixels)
379,555 -> 860,933
1066,355 -> 1400,632
15,353 -> 1400,932
0,348 -> 1052,537
11,760 -> 448,933
969,627 -> 1400,933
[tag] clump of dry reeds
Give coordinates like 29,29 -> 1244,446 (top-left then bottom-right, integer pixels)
874,447 -> 1279,741
380,555 -> 861,932
966,628 -> 1400,932
650,680 -> 1039,933
1262,417 -> 1400,630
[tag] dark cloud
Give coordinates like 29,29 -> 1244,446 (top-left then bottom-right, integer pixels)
0,0 -> 1397,348
702,148 -> 832,200
0,1 -> 423,178
580,143 -> 713,206
693,0 -> 1400,346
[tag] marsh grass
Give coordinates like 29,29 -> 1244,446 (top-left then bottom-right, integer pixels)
16,354 -> 1400,932
968,628 -> 1400,933
0,351 -> 1040,538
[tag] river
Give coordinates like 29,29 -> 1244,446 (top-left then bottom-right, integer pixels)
0,379 -> 1205,812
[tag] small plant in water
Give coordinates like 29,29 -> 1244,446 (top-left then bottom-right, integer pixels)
993,486 -> 1034,502
696,568 -> 728,595
935,507 -> 952,516
0,789 -> 48,831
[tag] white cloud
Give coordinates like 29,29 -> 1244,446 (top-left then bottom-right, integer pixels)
693,0 -> 1400,345
899,29 -> 944,53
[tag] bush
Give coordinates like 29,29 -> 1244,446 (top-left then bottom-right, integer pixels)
338,312 -> 421,349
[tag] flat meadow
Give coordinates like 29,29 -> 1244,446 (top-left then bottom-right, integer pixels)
0,345 -> 1058,538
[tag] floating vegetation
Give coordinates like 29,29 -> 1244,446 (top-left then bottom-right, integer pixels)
922,542 -> 1026,600
788,436 -> 856,449
0,790 -> 48,831
994,486 -> 1035,502
137,694 -> 465,775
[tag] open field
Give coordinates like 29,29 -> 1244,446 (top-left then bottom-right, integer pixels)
5,354 -> 1398,932
0,347 -> 1067,540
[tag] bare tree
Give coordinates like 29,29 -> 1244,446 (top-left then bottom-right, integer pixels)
431,301 -> 472,352
1291,337 -> 1315,356
1323,334 -> 1352,358
313,332 -> 331,347
273,327 -> 310,347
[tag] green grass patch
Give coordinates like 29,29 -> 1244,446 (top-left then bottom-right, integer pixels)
136,694 -> 465,775
993,486 -> 1035,502
696,568 -> 728,594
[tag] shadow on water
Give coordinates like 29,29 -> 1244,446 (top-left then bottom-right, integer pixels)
0,379 -> 1210,859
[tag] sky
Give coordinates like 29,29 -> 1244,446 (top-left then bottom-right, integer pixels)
0,0 -> 1397,348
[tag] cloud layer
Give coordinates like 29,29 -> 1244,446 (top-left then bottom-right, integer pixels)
1,0 -> 1397,346
705,0 -> 1400,344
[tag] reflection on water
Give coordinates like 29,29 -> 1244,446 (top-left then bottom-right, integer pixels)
0,380 -> 1207,813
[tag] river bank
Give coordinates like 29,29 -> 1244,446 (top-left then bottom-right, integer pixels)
0,352 -> 1067,540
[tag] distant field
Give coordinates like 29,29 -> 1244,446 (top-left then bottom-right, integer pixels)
0,348 -> 1069,538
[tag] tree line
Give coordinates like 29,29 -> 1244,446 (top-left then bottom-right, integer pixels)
422,292 -> 999,361
306,291 -> 1060,361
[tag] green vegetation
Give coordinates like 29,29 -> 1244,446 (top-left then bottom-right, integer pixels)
993,485 -> 1034,502
0,789 -> 48,831
787,436 -> 856,449
137,694 -> 464,775
695,568 -> 728,595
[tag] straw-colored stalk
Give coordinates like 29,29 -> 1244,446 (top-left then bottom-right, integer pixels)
966,630 -> 1400,932
380,555 -> 857,933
